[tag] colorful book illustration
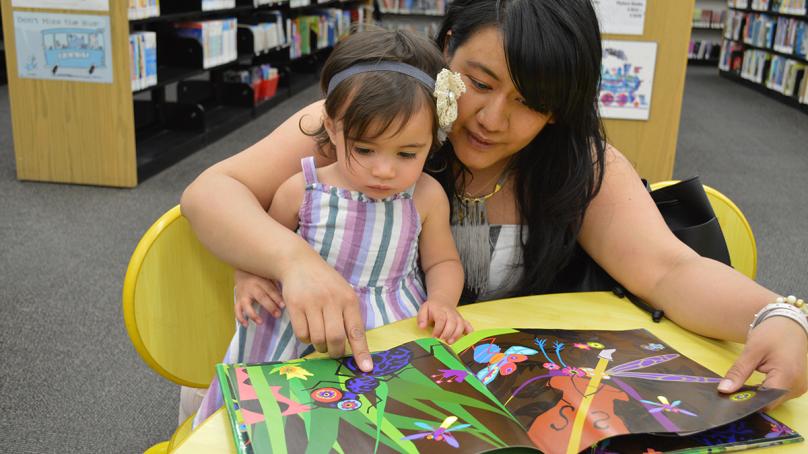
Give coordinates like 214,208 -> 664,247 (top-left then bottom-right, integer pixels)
216,328 -> 803,453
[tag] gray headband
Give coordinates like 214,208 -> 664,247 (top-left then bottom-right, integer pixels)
326,61 -> 436,95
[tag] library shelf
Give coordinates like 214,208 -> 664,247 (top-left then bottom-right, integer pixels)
718,4 -> 808,116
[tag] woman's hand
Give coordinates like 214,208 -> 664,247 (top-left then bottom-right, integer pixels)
417,301 -> 474,344
718,317 -> 808,409
234,269 -> 285,327
279,252 -> 374,372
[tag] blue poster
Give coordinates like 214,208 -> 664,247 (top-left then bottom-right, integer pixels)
13,11 -> 113,84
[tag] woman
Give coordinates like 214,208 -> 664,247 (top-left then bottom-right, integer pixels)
181,0 -> 807,408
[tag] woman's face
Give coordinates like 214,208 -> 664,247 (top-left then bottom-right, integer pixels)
447,27 -> 553,174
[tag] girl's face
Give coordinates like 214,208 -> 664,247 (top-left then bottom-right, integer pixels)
325,105 -> 433,200
447,27 -> 553,174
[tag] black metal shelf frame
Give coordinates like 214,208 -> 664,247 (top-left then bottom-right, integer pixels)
729,6 -> 808,19
727,38 -> 808,65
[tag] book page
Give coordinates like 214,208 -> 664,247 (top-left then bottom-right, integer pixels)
455,328 -> 788,454
218,338 -> 537,453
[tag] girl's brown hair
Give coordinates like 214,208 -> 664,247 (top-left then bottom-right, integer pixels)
305,27 -> 446,159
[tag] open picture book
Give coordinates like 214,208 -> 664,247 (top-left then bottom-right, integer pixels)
216,328 -> 803,453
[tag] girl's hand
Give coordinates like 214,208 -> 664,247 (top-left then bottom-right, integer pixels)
718,317 -> 808,409
279,253 -> 374,372
234,269 -> 285,327
417,301 -> 473,344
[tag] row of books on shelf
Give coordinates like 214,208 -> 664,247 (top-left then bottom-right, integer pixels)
689,40 -> 722,61
773,16 -> 808,54
223,64 -> 281,103
239,11 -> 288,54
729,0 -> 808,15
693,8 -> 726,28
128,0 -> 160,20
127,5 -> 366,91
724,10 -> 808,58
175,18 -> 239,69
289,7 -> 365,58
720,40 -> 808,103
128,1 -> 300,21
201,0 -> 237,11
378,0 -> 447,15
130,31 -> 157,91
289,0 -> 345,8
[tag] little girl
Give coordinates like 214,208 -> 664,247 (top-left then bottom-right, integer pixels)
191,28 -> 471,426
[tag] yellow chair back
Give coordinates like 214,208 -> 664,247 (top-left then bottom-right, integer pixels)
122,205 -> 235,388
650,181 -> 757,279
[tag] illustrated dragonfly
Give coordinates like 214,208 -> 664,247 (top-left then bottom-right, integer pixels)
401,416 -> 472,448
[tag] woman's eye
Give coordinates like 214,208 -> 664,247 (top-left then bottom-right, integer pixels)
468,76 -> 490,91
398,152 -> 417,159
353,147 -> 373,155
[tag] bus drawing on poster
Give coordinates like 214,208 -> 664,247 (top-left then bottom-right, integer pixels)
42,28 -> 106,75
13,11 -> 113,84
599,40 -> 657,121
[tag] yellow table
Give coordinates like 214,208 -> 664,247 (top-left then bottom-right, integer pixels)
170,292 -> 807,453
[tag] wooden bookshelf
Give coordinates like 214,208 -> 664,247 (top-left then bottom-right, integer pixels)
0,0 -> 371,187
601,0 -> 696,182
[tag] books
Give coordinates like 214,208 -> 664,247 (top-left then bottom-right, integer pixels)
217,328 -> 802,453
128,0 -> 160,20
129,31 -> 157,91
174,18 -> 238,69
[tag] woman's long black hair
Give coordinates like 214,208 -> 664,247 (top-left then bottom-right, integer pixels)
432,0 -> 608,295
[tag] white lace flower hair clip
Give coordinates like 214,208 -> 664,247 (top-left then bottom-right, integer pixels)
434,68 -> 467,134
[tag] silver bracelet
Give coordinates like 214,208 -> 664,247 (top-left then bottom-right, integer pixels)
749,301 -> 808,339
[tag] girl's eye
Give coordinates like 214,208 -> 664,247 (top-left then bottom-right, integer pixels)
398,152 -> 417,159
467,76 -> 490,91
353,147 -> 373,155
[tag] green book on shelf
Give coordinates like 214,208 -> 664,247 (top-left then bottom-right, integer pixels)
216,328 -> 802,453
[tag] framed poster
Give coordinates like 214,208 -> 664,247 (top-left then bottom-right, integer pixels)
13,11 -> 113,84
598,40 -> 658,121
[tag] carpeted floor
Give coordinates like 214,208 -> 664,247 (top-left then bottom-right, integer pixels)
0,66 -> 805,453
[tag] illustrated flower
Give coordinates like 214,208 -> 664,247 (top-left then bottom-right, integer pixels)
730,391 -> 756,402
431,369 -> 470,384
543,362 -> 560,370
270,364 -> 313,380
640,396 -> 698,417
587,342 -> 605,349
562,367 -> 586,377
434,69 -> 466,132
573,342 -> 591,350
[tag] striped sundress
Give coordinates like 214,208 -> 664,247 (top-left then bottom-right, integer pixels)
193,156 -> 427,427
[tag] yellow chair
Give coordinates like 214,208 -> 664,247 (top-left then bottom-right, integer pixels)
650,181 -> 757,279
122,205 -> 236,453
